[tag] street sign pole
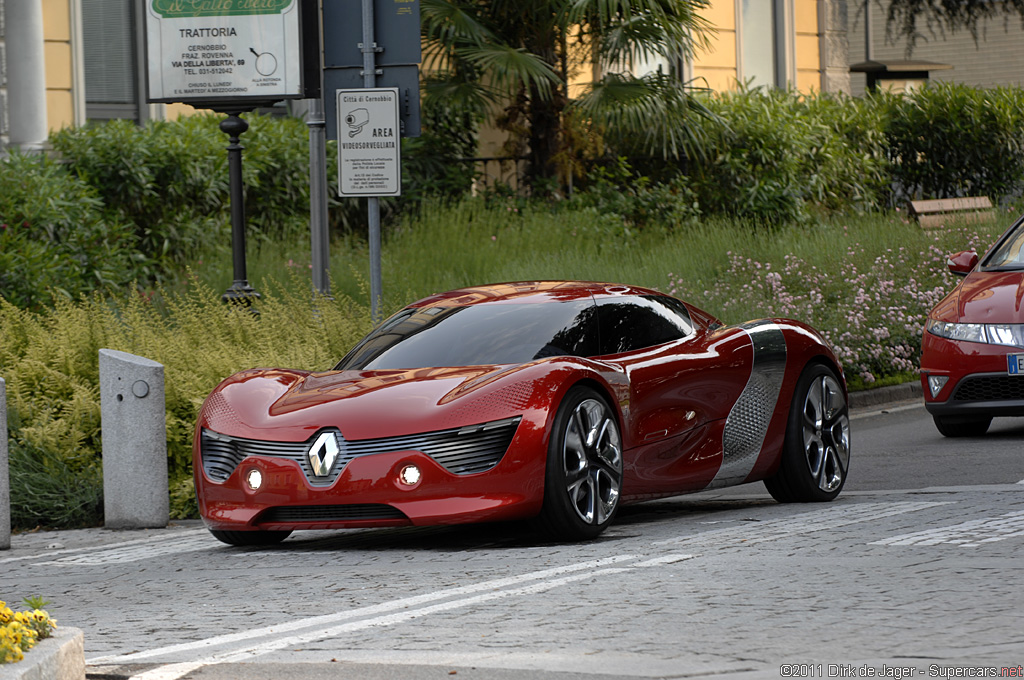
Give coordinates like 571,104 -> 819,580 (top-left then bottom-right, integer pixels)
308,95 -> 331,297
361,0 -> 383,322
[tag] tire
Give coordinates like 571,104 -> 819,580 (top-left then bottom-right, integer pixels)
764,364 -> 851,503
210,529 -> 292,546
932,415 -> 991,438
537,386 -> 623,541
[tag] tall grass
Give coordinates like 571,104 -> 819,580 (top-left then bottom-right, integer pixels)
193,197 -> 1010,387
196,198 -> 1007,317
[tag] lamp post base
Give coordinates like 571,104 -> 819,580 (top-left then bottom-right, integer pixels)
221,281 -> 261,307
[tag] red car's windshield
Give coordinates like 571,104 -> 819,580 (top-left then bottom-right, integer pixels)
335,300 -> 599,370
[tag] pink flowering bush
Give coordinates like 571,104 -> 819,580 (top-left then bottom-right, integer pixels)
668,223 -> 997,389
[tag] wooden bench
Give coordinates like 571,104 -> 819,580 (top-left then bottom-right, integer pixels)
909,196 -> 994,229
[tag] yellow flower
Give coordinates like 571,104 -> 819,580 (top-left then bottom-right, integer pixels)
0,602 -> 12,626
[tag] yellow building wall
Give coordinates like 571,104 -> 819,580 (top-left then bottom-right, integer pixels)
42,0 -> 75,133
692,0 -> 823,93
794,0 -> 821,91
691,0 -> 738,90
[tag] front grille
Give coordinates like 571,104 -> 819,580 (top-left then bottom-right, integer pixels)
258,504 -> 407,523
201,417 -> 520,484
952,375 -> 1024,402
201,433 -> 344,486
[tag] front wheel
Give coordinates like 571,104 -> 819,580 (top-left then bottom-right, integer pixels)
210,529 -> 292,546
536,386 -> 623,541
764,364 -> 851,503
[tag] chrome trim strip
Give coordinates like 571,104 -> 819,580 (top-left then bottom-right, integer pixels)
710,321 -> 787,488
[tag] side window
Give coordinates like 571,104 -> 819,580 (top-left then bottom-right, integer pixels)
597,296 -> 694,355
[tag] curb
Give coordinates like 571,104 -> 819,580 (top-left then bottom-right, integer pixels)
0,627 -> 84,680
849,380 -> 922,411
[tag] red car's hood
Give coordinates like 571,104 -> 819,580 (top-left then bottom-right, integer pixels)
949,270 -> 1024,323
200,364 -> 548,441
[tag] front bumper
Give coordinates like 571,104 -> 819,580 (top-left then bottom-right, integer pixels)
921,332 -> 1024,417
194,420 -> 546,532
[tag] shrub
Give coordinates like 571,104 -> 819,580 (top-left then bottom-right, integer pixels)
878,82 -> 1024,203
565,158 -> 701,230
0,154 -> 138,310
686,88 -> 889,224
0,278 -> 372,524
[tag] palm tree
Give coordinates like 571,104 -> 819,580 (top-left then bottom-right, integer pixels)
420,0 -> 714,194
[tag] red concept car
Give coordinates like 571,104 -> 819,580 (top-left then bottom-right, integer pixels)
194,281 -> 851,545
922,215 -> 1024,437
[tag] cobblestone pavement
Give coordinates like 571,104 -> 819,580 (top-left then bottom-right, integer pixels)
3,482 -> 1024,679
3,389 -> 1023,680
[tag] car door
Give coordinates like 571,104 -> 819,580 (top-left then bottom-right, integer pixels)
595,295 -> 753,495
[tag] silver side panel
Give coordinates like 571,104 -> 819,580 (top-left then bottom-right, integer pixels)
709,321 -> 787,488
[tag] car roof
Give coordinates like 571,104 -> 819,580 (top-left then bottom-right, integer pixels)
406,281 -> 665,308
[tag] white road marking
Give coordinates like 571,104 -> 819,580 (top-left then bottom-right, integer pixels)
33,533 -> 217,566
870,510 -> 1024,547
127,662 -> 207,680
0,529 -> 212,565
653,501 -> 950,547
87,554 -> 641,665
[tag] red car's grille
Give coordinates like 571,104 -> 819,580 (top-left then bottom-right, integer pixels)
200,417 -> 521,484
952,375 -> 1024,402
258,504 -> 407,523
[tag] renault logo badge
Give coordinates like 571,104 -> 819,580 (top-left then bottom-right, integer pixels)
307,431 -> 340,477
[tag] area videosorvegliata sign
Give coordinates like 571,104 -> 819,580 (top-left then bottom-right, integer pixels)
145,0 -> 310,106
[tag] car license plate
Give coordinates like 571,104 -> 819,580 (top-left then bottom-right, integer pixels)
1009,354 -> 1024,375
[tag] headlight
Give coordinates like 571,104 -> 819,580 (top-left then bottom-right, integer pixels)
927,319 -> 1024,347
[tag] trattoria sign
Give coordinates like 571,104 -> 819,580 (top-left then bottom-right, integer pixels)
145,0 -> 305,104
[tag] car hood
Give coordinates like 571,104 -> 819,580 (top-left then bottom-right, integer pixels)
946,270 -> 1024,323
200,363 -> 557,442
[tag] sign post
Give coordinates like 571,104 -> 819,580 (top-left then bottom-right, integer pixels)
143,0 -> 319,306
320,0 -> 420,321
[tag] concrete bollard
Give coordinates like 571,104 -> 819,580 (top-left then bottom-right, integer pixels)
99,350 -> 169,529
1,376 -> 10,550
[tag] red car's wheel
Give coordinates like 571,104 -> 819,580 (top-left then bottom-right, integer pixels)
210,530 -> 292,546
538,386 -> 623,541
932,415 -> 991,437
765,364 -> 850,503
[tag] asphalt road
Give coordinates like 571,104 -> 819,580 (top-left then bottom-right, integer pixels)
4,396 -> 1024,680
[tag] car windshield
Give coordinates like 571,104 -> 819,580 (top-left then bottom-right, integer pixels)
335,300 -> 598,370
984,222 -> 1024,269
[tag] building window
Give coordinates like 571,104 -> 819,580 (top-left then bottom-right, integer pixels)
82,0 -> 147,121
738,0 -> 790,88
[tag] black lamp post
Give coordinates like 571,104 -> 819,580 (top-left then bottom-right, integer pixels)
219,111 -> 260,306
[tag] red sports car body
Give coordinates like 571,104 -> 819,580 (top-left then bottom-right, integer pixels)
194,281 -> 851,545
921,215 -> 1024,436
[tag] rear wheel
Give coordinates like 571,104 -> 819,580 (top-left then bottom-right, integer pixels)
932,415 -> 991,438
210,529 -> 292,546
765,364 -> 850,503
537,386 -> 623,541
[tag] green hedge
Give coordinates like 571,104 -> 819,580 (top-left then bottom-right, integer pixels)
0,154 -> 138,309
878,83 -> 1024,203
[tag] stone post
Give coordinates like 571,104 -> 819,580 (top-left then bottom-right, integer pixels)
99,350 -> 169,529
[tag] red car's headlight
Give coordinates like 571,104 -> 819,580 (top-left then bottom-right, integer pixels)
927,318 -> 1024,346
